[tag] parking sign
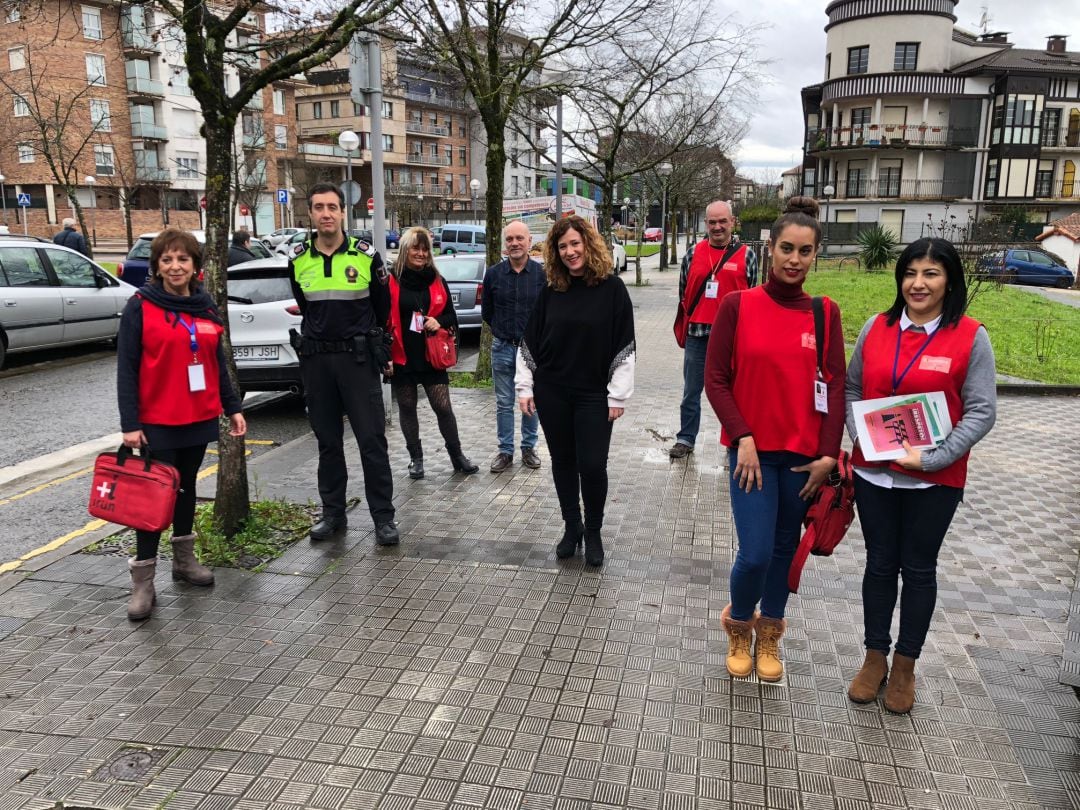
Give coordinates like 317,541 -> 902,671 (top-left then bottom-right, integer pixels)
276,189 -> 288,204
16,193 -> 30,207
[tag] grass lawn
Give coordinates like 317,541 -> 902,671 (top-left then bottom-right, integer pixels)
99,261 -> 118,274
624,243 -> 660,258
804,266 -> 1080,385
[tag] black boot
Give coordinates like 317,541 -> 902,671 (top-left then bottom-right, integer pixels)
407,442 -> 424,480
583,529 -> 604,567
447,445 -> 478,474
556,520 -> 584,559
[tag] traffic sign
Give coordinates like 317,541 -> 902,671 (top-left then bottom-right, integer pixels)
199,196 -> 207,210
276,189 -> 289,204
367,197 -> 374,214
341,181 -> 361,206
239,205 -> 250,216
16,193 -> 30,207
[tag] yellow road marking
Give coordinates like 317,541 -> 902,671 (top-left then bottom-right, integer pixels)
0,466 -> 94,507
0,519 -> 108,574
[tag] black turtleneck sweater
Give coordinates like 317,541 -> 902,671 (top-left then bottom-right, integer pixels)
703,274 -> 846,458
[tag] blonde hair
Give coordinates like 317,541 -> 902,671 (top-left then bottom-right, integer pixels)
393,226 -> 437,276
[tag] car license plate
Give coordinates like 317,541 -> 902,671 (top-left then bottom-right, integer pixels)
233,345 -> 279,361
451,292 -> 460,305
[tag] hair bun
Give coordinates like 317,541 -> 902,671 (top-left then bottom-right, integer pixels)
783,196 -> 820,219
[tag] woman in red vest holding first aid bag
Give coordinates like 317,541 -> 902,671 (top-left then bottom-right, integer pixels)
387,226 -> 478,479
116,229 -> 246,621
704,197 -> 846,682
844,238 -> 995,714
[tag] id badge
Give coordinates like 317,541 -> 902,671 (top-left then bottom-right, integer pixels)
410,312 -> 425,333
188,363 -> 207,393
813,378 -> 828,414
704,280 -> 719,299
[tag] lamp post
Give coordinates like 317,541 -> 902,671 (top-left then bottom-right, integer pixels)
288,187 -> 295,227
417,193 -> 423,226
85,175 -> 97,247
469,178 -> 480,225
337,129 -> 360,232
658,161 -> 672,271
817,183 -> 835,270
0,174 -> 7,231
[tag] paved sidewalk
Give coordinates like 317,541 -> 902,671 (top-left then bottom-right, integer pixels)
0,264 -> 1077,810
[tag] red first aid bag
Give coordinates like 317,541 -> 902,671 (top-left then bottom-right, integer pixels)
788,450 -> 856,594
88,446 -> 181,532
425,328 -> 458,370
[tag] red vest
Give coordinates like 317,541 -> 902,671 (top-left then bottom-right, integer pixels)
720,287 -> 835,456
852,313 -> 981,488
388,273 -> 448,364
684,240 -> 748,326
138,298 -> 224,426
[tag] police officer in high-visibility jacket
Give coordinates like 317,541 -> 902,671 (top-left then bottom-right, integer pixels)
289,183 -> 398,545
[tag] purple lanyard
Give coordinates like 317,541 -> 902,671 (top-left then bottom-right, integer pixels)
891,327 -> 936,394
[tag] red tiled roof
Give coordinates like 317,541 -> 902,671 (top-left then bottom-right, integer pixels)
1035,212 -> 1080,242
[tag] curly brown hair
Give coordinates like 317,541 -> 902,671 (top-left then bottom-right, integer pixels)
543,216 -> 611,291
149,228 -> 202,293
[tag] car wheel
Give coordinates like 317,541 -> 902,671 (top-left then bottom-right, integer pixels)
1002,269 -> 1017,285
1055,277 -> 1072,289
0,335 -> 6,370
444,248 -> 455,255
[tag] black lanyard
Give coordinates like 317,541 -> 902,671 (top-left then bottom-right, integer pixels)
891,326 -> 936,394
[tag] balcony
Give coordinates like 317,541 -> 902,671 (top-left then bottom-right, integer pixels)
297,142 -> 361,163
811,178 -> 970,201
404,90 -> 467,110
807,124 -> 978,152
406,121 -> 450,137
242,132 -> 266,149
135,166 -> 170,183
126,76 -> 164,98
130,120 -> 168,141
406,153 -> 451,166
1040,126 -> 1080,149
387,183 -> 449,197
121,27 -> 157,54
245,92 -> 263,110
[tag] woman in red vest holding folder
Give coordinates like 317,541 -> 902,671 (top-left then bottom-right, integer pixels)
704,197 -> 846,682
845,238 -> 995,713
116,229 -> 246,621
387,227 -> 477,479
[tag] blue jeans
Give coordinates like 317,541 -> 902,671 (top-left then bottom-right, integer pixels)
855,478 -> 963,659
728,449 -> 813,621
676,334 -> 709,447
492,337 -> 538,456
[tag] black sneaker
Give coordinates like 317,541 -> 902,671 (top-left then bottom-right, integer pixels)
375,522 -> 400,546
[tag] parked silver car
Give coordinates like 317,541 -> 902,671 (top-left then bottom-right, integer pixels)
226,257 -> 303,393
0,239 -> 136,368
433,254 -> 485,330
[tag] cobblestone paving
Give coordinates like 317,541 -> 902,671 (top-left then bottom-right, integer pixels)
0,265 -> 1077,809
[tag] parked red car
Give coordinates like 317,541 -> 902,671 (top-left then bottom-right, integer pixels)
643,227 -> 663,242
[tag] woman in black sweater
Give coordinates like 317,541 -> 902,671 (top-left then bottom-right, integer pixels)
386,227 -> 478,478
515,216 -> 636,566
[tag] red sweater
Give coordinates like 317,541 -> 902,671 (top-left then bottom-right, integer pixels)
705,278 -> 846,458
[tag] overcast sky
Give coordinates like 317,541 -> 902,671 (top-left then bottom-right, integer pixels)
732,0 -> 1080,180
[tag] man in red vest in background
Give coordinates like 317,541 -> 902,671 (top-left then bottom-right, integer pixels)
669,200 -> 758,459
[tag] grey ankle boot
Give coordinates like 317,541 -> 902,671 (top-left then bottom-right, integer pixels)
127,557 -> 157,621
170,534 -> 214,586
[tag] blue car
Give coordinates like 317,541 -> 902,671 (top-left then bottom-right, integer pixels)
977,247 -> 1075,289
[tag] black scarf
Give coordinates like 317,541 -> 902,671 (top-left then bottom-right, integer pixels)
138,282 -> 224,326
399,264 -> 437,290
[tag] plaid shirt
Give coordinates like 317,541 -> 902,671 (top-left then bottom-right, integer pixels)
678,238 -> 758,338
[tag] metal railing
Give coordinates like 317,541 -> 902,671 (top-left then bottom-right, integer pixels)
121,28 -> 157,52
404,90 -> 468,110
406,153 -> 451,166
807,124 -> 979,151
130,121 -> 168,141
298,142 -> 352,158
406,122 -> 450,137
387,183 -> 449,197
812,178 -> 970,200
242,132 -> 266,149
126,76 -> 164,97
1040,126 -> 1080,148
135,166 -> 170,183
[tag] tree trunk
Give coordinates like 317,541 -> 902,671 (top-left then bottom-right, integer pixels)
668,209 -> 677,265
204,122 -> 250,537
122,188 -> 134,250
634,190 -> 644,287
64,191 -> 92,260
474,128 -> 507,383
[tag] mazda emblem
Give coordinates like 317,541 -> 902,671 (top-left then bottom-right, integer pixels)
240,312 -> 254,323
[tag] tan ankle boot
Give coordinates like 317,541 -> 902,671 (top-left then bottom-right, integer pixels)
721,604 -> 756,678
884,653 -> 916,713
754,616 -> 787,682
847,650 -> 889,703
170,534 -> 214,586
127,557 -> 157,621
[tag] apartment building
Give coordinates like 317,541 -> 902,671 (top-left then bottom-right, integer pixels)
0,1 -> 294,239
801,0 -> 1080,241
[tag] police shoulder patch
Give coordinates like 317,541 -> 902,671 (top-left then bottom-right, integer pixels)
354,239 -> 376,257
291,241 -> 307,257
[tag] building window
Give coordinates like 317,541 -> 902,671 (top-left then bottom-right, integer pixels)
17,142 -> 33,163
81,6 -> 102,40
330,100 -> 340,118
85,53 -> 106,86
893,42 -> 918,71
458,145 -> 467,166
444,145 -> 452,164
275,124 -> 287,149
353,102 -> 365,117
94,144 -> 115,175
984,160 -> 998,197
1043,108 -> 1061,146
846,164 -> 867,197
6,6 -> 20,22
382,101 -> 392,119
847,46 -> 869,75
382,134 -> 393,151
170,65 -> 192,96
175,153 -> 199,179
9,46 -> 25,70
311,101 -> 322,119
459,122 -> 466,137
13,94 -> 28,117
879,161 -> 902,197
90,99 -> 110,131
429,143 -> 438,158
444,174 -> 452,192
273,89 -> 285,115
511,176 -> 519,196
1035,160 -> 1054,197
458,174 -> 466,194
824,53 -> 831,81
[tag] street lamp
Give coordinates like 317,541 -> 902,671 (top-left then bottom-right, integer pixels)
337,129 -> 360,232
85,175 -> 97,246
469,178 -> 480,225
288,187 -> 296,227
817,183 -> 835,270
0,174 -> 7,231
657,162 -> 672,271
416,193 -> 423,226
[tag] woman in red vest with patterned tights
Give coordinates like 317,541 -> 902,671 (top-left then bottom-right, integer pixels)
387,227 -> 478,479
704,197 -> 846,683
116,229 -> 246,622
845,238 -> 996,714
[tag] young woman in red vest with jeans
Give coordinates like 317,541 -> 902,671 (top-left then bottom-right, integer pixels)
387,226 -> 478,479
845,238 -> 996,713
704,197 -> 846,682
116,229 -> 246,621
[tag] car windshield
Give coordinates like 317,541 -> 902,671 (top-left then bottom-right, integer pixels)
127,238 -> 153,260
248,241 -> 273,259
435,257 -> 483,281
227,275 -> 293,304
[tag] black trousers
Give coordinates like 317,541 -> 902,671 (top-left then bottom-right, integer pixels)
301,351 -> 395,525
135,444 -> 207,560
854,477 -> 963,659
534,380 -> 613,531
